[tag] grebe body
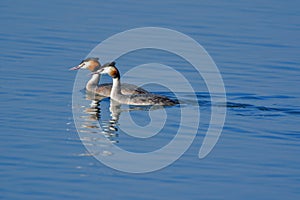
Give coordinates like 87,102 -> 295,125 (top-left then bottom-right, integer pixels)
95,63 -> 178,106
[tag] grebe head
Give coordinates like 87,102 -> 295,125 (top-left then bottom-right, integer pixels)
70,57 -> 101,72
95,62 -> 119,79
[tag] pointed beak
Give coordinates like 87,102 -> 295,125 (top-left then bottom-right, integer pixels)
69,63 -> 84,70
69,66 -> 80,70
91,68 -> 104,75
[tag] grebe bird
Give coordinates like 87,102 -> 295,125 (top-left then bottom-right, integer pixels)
70,58 -> 148,96
94,63 -> 178,106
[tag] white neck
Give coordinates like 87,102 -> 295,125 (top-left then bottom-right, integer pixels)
86,74 -> 100,92
110,77 -> 122,100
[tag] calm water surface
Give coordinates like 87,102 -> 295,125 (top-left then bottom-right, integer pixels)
1,0 -> 300,199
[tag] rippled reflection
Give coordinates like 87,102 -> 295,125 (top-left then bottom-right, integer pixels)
76,91 -> 171,157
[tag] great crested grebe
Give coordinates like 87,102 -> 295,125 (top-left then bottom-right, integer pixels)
94,62 -> 178,106
70,58 -> 148,96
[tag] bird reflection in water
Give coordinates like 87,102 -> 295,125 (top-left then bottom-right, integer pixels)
82,92 -> 119,144
76,90 -> 169,158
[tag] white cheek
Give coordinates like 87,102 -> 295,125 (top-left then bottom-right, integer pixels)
81,61 -> 90,69
101,68 -> 110,74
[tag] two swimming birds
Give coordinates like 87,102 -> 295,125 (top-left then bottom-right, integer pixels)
70,58 -> 178,106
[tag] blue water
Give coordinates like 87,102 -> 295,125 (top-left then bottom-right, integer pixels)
1,0 -> 300,199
